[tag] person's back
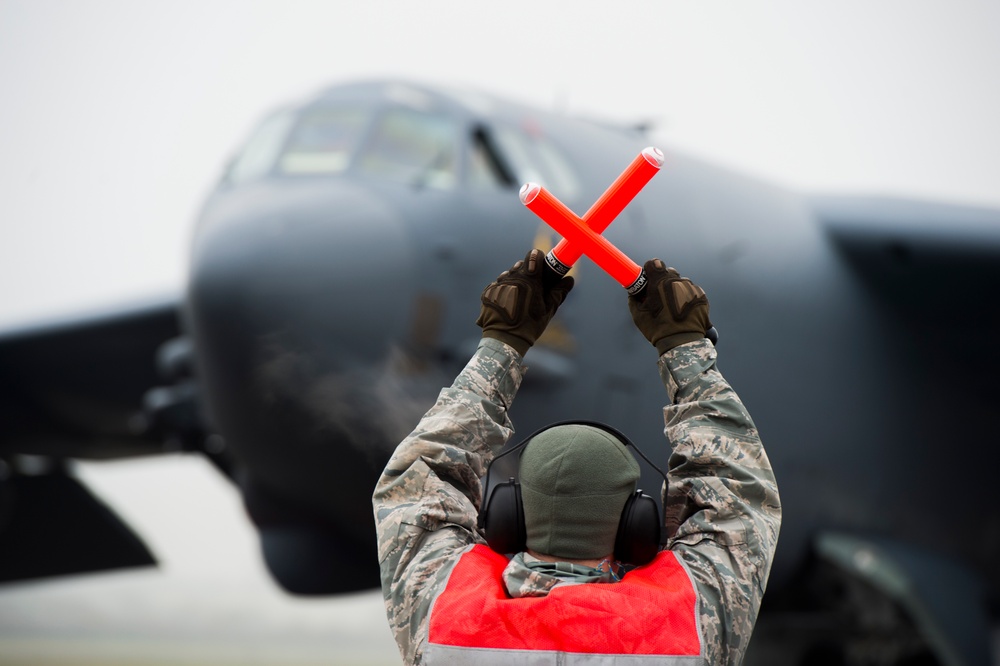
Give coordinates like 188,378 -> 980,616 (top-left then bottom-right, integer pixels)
374,250 -> 781,665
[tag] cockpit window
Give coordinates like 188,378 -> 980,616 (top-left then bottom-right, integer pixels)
226,101 -> 580,198
277,106 -> 367,175
487,125 -> 581,199
226,110 -> 295,184
356,108 -> 459,189
469,128 -> 516,189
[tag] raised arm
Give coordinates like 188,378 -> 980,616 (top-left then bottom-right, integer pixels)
373,249 -> 573,664
374,338 -> 524,663
628,259 -> 781,666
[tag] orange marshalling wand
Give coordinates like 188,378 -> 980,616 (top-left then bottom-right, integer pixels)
520,147 -> 663,295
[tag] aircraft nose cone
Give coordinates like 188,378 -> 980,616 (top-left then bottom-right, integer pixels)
187,180 -> 419,565
191,180 -> 415,360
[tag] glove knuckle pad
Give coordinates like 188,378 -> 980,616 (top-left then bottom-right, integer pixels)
488,283 -> 524,321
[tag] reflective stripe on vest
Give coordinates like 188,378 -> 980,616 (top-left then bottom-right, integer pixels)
426,545 -> 703,664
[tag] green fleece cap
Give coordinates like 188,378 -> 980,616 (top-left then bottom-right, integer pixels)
519,424 -> 640,560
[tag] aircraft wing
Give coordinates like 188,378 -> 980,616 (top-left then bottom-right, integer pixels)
0,295 -> 195,582
812,193 -> 1000,359
799,195 -> 1000,666
812,193 -> 1000,267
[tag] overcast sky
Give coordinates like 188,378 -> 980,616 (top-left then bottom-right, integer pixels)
1,0 -> 999,328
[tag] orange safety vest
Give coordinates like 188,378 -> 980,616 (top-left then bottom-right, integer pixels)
426,545 -> 704,665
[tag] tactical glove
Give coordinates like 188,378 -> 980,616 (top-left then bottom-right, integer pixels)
628,259 -> 712,355
476,249 -> 575,356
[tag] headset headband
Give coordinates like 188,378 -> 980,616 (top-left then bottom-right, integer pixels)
484,420 -> 667,489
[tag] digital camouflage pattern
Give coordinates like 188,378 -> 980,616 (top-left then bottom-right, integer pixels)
659,339 -> 782,664
373,338 -> 521,664
501,552 -> 619,598
373,336 -> 780,665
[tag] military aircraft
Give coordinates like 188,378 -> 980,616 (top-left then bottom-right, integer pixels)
1,80 -> 998,665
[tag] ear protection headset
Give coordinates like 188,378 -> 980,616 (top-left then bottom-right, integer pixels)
477,420 -> 668,566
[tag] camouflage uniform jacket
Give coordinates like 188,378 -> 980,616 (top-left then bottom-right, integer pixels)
373,337 -> 781,665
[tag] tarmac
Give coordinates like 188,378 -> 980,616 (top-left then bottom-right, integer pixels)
1,455 -> 997,665
0,455 -> 400,665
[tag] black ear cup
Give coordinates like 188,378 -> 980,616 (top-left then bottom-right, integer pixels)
614,490 -> 662,566
481,479 -> 525,555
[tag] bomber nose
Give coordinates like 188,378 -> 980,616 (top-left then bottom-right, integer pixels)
192,180 -> 416,357
187,180 -> 424,593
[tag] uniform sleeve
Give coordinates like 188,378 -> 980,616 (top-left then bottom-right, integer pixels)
658,339 -> 782,666
373,337 -> 525,665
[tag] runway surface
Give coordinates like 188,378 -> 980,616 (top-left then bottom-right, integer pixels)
0,455 -> 400,665
1,455 -> 997,665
